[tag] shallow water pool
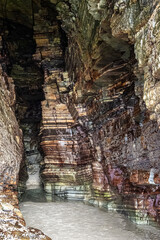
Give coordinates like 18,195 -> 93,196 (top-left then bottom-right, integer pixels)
20,201 -> 160,240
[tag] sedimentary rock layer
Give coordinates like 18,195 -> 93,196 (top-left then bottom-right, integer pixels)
32,4 -> 92,199
55,0 -> 160,224
26,0 -> 160,224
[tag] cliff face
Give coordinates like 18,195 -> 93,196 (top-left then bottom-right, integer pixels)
0,0 -> 160,231
53,0 -> 160,224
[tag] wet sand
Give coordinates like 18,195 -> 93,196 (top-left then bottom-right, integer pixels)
20,201 -> 160,240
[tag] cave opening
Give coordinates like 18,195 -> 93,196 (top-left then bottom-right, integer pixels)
3,20 -> 45,201
2,23 -> 44,201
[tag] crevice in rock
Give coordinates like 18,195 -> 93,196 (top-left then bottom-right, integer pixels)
0,20 -> 45,200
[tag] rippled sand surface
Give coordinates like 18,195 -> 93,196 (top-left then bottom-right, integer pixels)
20,201 -> 160,240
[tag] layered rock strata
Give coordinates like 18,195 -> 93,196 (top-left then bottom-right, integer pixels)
40,69 -> 93,200
27,0 -> 160,224
32,4 -> 92,200
54,0 -> 160,224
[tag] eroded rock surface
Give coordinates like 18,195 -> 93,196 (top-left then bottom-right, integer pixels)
54,0 -> 160,224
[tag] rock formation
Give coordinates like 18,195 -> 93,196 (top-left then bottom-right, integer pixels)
0,0 -> 160,238
54,0 -> 160,224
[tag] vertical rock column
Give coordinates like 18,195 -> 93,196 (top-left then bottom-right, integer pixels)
33,5 -> 92,200
41,71 -> 93,200
41,70 -> 80,199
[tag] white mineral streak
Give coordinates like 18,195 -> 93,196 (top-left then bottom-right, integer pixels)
148,168 -> 156,185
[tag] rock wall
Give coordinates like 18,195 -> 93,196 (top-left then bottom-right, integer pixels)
0,36 -> 22,200
22,0 -> 160,224
53,0 -> 160,224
